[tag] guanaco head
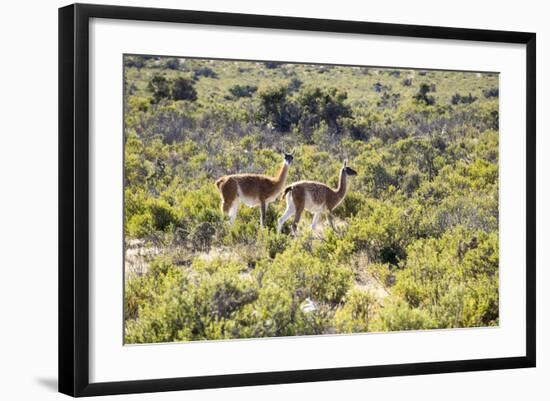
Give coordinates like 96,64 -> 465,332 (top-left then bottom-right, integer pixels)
283,151 -> 294,164
342,160 -> 357,176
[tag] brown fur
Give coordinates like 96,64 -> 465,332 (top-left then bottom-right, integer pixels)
216,160 -> 290,226
278,166 -> 353,233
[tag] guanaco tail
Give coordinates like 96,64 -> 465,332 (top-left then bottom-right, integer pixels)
215,152 -> 294,227
277,160 -> 357,234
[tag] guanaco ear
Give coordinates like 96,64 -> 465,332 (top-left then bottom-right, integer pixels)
343,159 -> 348,167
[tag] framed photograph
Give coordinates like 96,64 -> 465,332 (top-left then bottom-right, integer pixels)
59,3 -> 536,397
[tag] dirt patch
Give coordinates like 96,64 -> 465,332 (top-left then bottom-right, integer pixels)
125,239 -> 161,276
352,252 -> 391,302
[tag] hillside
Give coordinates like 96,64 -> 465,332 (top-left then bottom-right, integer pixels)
123,55 -> 499,343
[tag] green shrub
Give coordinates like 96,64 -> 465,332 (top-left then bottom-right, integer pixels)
127,212 -> 155,238
345,200 -> 409,265
414,83 -> 435,105
124,55 -> 152,68
451,93 -> 477,105
401,170 -> 422,195
193,66 -> 218,80
125,196 -> 178,238
393,227 -> 498,328
148,198 -> 178,231
264,61 -> 281,69
259,243 -> 353,304
265,231 -> 290,258
171,77 -> 197,101
334,288 -> 377,332
288,78 -> 303,93
165,58 -> 181,70
125,257 -> 260,343
228,84 -> 258,98
189,222 -> 217,252
373,299 -> 434,332
296,86 -> 351,134
148,74 -> 171,103
483,87 -> 499,98
257,85 -> 297,132
236,283 -> 296,338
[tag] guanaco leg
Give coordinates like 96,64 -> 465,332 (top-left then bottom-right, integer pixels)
259,201 -> 266,228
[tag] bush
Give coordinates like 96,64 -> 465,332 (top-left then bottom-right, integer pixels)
373,299 -> 434,331
165,58 -> 180,70
296,86 -> 351,133
265,232 -> 290,258
345,200 -> 409,265
264,61 -> 281,69
125,196 -> 179,238
401,170 -> 421,195
332,191 -> 366,219
259,242 -> 353,304
223,208 -> 262,247
483,87 -> 499,98
124,55 -> 152,68
149,199 -> 176,230
414,83 -> 435,105
127,212 -> 155,238
334,288 -> 377,332
126,258 -> 259,342
189,222 -> 217,252
451,93 -> 477,105
288,78 -> 303,93
148,74 -> 171,103
236,283 -> 296,338
373,82 -> 388,92
257,85 -> 298,132
127,96 -> 150,113
193,66 -> 218,80
388,70 -> 401,77
171,77 -> 198,101
393,227 -> 498,328
377,92 -> 400,108
228,84 -> 258,98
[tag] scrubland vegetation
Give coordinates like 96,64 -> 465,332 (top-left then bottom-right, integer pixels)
123,55 -> 499,343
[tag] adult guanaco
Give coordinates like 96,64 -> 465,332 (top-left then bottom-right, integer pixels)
277,160 -> 357,234
215,152 -> 294,227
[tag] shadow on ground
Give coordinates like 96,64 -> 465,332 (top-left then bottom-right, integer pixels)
35,377 -> 57,392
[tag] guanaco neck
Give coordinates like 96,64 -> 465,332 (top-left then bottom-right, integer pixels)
335,168 -> 348,200
274,161 -> 290,186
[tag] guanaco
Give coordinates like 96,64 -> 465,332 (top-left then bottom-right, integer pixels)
277,160 -> 357,234
215,152 -> 294,227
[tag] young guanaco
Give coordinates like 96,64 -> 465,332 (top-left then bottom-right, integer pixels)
215,152 -> 294,227
277,160 -> 357,234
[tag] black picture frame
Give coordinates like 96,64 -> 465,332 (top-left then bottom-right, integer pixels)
59,3 -> 536,397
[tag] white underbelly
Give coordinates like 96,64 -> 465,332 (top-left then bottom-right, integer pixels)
265,192 -> 279,204
237,188 -> 260,207
304,193 -> 325,213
